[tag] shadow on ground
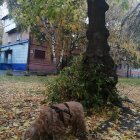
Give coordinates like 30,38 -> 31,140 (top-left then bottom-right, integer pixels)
89,102 -> 140,140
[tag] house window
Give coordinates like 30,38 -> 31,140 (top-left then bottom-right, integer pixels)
4,50 -> 12,63
7,35 -> 11,44
17,33 -> 21,41
118,64 -> 122,69
34,50 -> 45,59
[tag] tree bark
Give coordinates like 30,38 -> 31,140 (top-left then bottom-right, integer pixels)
41,17 -> 57,64
83,0 -> 118,102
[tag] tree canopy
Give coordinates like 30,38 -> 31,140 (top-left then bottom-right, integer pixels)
1,0 -> 140,67
3,0 -> 87,68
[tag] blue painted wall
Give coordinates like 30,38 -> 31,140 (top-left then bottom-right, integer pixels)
0,64 -> 12,70
0,63 -> 27,70
0,40 -> 29,71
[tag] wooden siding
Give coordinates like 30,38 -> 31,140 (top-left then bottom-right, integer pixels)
28,36 -> 57,73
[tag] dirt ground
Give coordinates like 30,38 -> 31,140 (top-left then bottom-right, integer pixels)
0,76 -> 140,140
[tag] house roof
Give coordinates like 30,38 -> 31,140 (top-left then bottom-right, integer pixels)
0,39 -> 29,48
1,15 -> 8,20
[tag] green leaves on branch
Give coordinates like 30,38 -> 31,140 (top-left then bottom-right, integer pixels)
115,0 -> 129,10
121,0 -> 129,10
47,56 -> 121,108
108,0 -> 129,10
6,0 -> 86,33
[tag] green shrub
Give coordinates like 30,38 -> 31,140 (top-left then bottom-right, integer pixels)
6,69 -> 13,76
47,56 -> 121,108
24,71 -> 30,76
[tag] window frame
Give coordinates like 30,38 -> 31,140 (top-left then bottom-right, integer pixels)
34,49 -> 46,59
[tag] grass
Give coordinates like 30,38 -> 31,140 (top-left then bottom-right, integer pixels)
0,75 -> 50,84
1,75 -> 140,86
118,78 -> 140,86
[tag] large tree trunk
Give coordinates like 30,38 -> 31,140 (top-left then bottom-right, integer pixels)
83,0 -> 118,102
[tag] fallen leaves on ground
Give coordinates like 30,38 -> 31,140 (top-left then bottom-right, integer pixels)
0,76 -> 140,140
86,102 -> 140,140
0,77 -> 46,140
